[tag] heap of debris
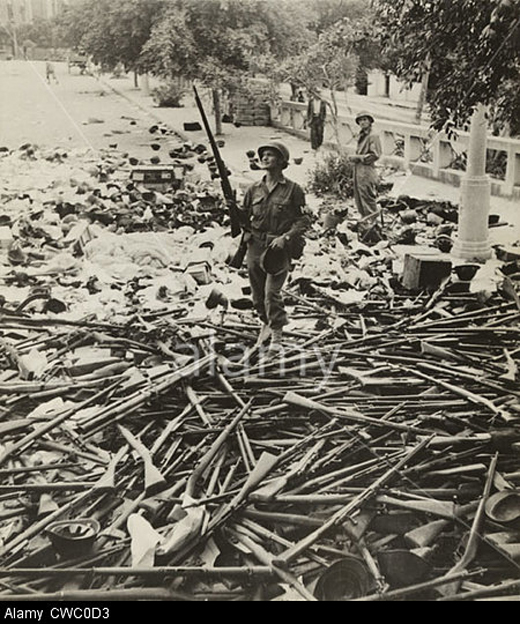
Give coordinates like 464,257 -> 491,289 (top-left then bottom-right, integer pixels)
1,144 -> 520,601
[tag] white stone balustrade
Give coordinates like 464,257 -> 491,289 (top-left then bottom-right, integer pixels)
271,100 -> 520,199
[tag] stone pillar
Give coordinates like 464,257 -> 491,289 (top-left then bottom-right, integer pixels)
452,104 -> 492,260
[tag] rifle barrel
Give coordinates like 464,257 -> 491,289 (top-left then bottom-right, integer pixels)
193,85 -> 241,238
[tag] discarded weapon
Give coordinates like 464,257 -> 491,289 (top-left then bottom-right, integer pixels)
436,577 -> 520,602
0,565 -> 275,581
118,425 -> 166,493
229,526 -> 318,602
437,452 -> 499,597
401,366 -> 506,418
0,450 -> 123,560
0,588 -> 193,602
283,391 -> 432,436
193,85 -> 241,239
80,352 -> 217,435
207,450 -> 279,531
355,568 -> 487,602
427,429 -> 520,451
0,378 -> 123,467
273,435 -> 434,566
185,400 -> 252,499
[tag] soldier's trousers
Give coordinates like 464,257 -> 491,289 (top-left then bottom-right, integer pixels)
246,238 -> 289,330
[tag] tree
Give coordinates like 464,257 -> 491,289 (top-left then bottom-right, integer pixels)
277,17 -> 371,146
142,0 -> 311,133
57,0 -> 164,84
139,3 -> 197,80
374,0 -> 520,133
302,0 -> 370,34
15,18 -> 58,50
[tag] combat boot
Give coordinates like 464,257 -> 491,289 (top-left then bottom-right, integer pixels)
256,323 -> 272,345
269,328 -> 283,348
263,328 -> 284,361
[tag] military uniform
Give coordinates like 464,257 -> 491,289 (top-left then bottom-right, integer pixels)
241,176 -> 310,330
353,116 -> 382,219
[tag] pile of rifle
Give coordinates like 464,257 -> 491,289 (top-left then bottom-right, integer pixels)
2,139 -> 520,601
0,260 -> 519,602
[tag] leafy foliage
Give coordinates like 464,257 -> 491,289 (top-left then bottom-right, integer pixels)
374,0 -> 520,132
302,0 -> 370,34
151,81 -> 186,108
276,16 -> 375,147
141,0 -> 311,89
139,3 -> 197,78
307,151 -> 355,200
15,18 -> 58,49
57,0 -> 164,72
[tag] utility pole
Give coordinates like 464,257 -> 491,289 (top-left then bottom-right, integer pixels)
451,103 -> 492,261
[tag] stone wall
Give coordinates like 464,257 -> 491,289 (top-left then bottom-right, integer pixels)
233,85 -> 271,127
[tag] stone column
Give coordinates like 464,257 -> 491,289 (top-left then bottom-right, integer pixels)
451,104 -> 492,260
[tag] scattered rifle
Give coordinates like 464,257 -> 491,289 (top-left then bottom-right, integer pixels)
193,85 -> 248,269
437,452 -> 499,598
272,435 -> 434,566
118,425 -> 166,493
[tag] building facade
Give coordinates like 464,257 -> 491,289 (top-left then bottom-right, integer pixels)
0,0 -> 68,25
0,0 -> 69,57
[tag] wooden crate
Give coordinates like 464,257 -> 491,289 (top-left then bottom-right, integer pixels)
402,252 -> 452,291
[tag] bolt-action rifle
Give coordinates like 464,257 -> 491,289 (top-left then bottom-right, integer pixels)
193,86 -> 248,268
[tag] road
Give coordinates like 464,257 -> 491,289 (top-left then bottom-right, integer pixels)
0,59 -> 181,159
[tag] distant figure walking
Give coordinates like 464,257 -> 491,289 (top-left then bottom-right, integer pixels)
46,61 -> 59,84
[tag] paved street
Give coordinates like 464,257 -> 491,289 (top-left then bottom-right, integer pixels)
1,60 -> 181,159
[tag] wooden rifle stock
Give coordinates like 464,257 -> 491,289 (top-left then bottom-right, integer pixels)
228,232 -> 248,269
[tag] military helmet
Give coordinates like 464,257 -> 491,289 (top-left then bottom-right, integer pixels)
355,111 -> 375,125
260,245 -> 290,275
257,142 -> 290,169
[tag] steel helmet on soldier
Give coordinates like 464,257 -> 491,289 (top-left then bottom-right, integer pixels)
257,142 -> 290,169
355,111 -> 375,125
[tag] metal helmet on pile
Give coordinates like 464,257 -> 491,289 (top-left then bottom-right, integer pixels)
257,142 -> 290,169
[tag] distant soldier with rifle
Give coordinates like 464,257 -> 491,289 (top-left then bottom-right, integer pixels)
239,142 -> 311,352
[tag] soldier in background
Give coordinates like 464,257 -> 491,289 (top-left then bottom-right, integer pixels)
349,111 -> 382,240
306,92 -> 327,151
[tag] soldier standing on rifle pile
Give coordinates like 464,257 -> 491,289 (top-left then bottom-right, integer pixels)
239,142 -> 311,353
